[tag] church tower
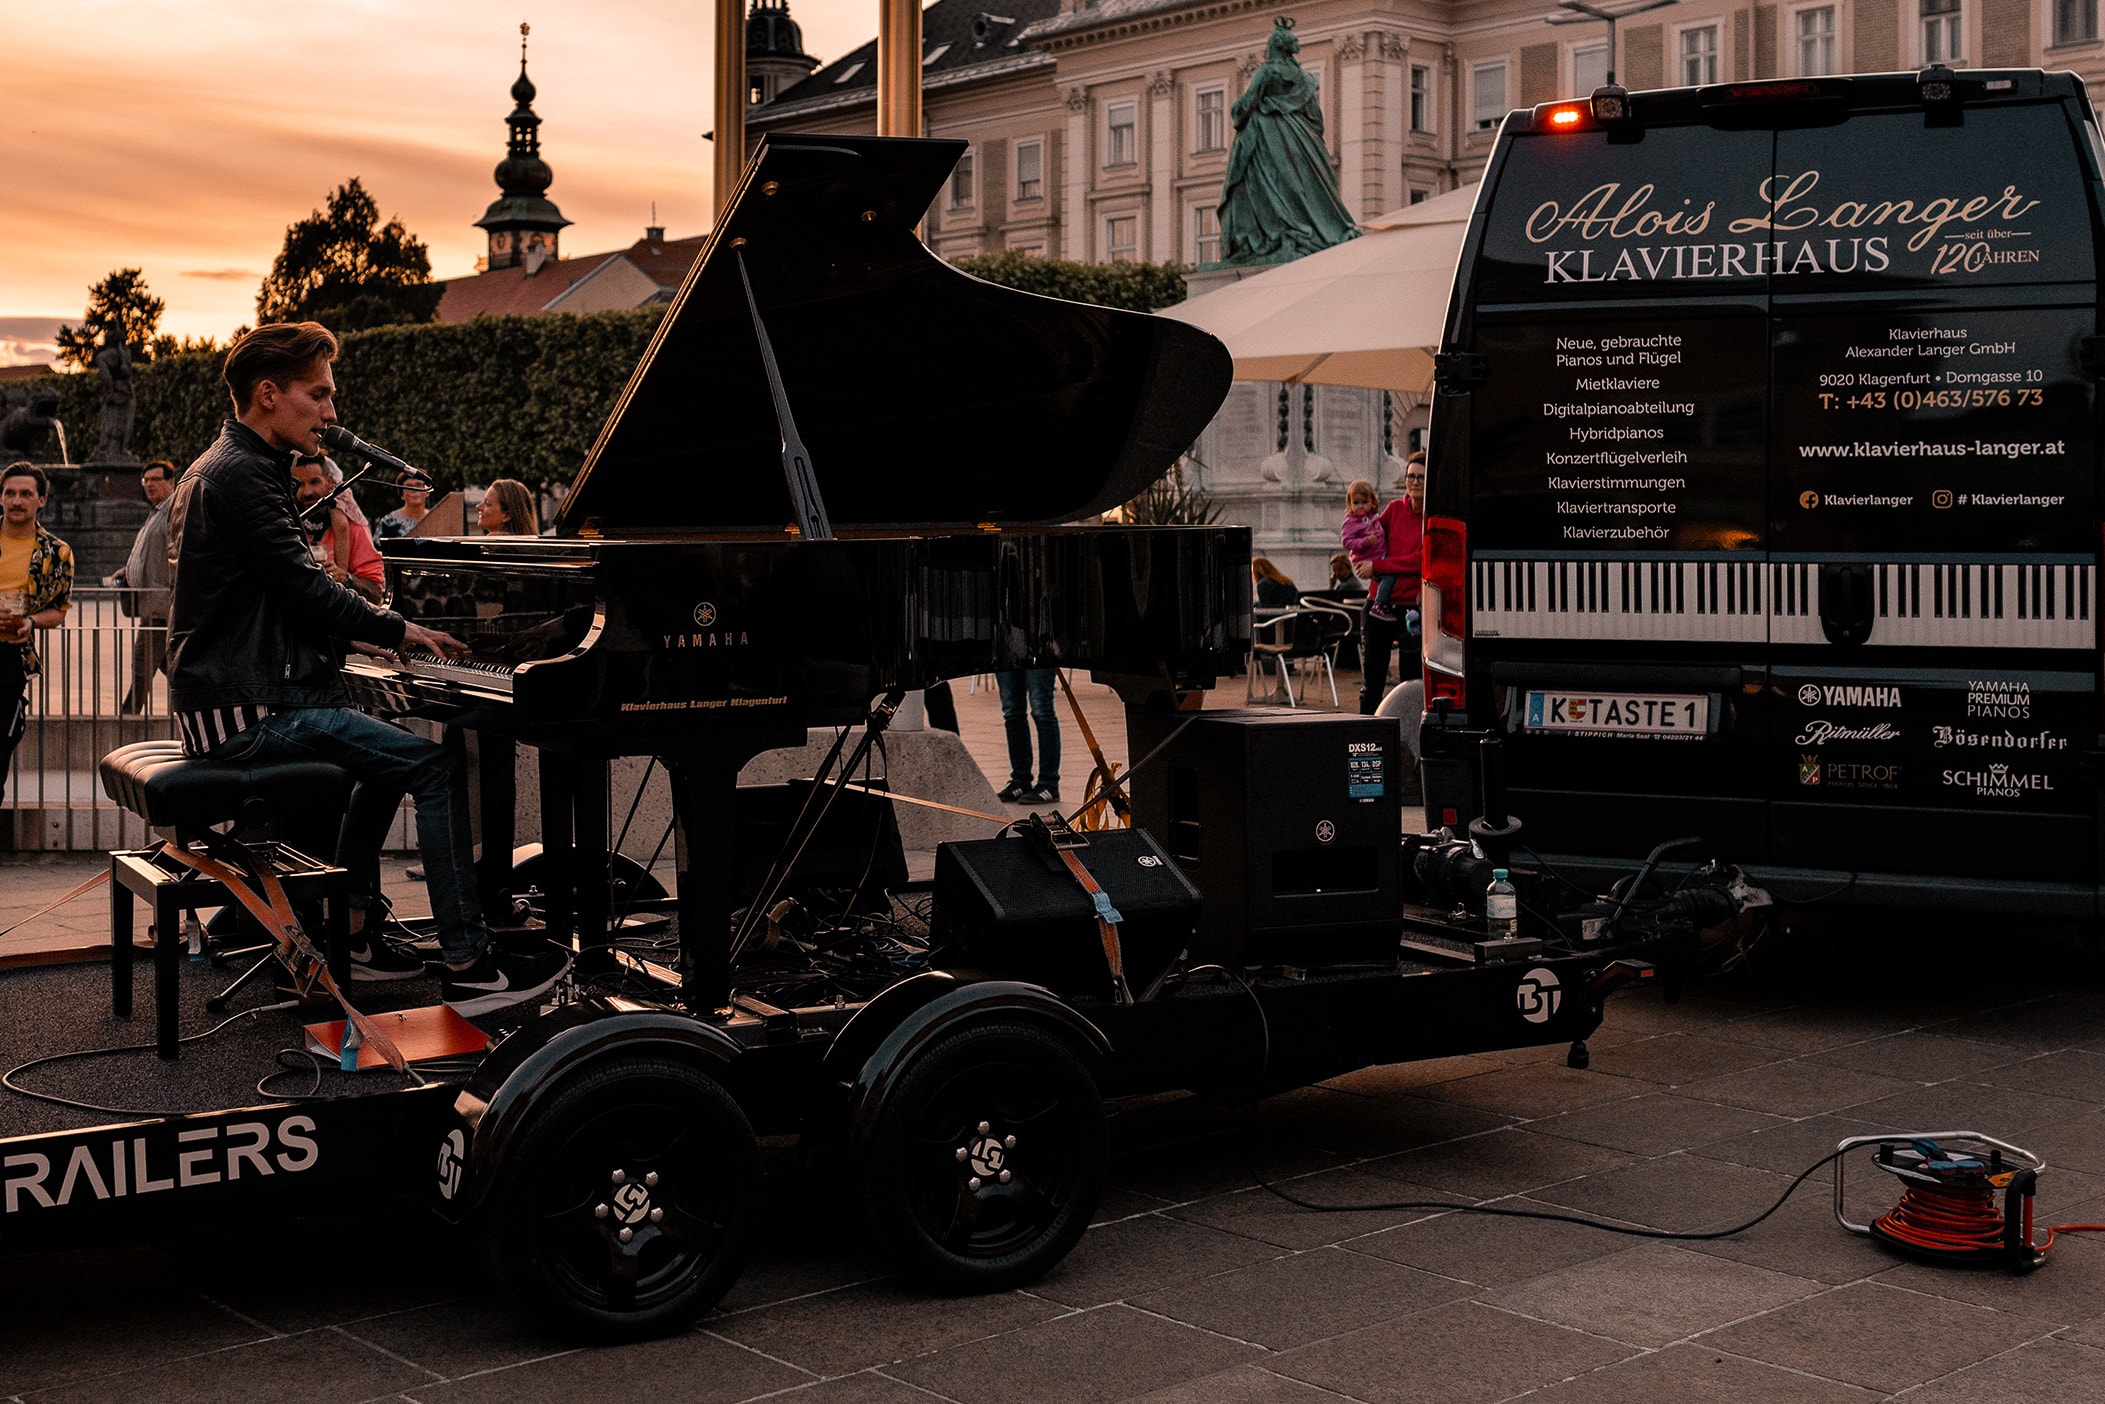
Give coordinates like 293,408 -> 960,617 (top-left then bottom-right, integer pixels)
746,0 -> 818,106
477,22 -> 571,272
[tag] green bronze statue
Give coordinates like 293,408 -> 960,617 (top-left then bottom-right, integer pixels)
1216,18 -> 1360,266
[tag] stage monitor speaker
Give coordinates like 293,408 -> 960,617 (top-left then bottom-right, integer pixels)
932,829 -> 1199,997
732,780 -> 908,913
1127,709 -> 1402,967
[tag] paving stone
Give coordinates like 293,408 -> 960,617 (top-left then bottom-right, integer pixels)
1030,1212 -> 1284,1309
1106,1128 -> 1346,1205
1320,1055 -> 1505,1096
1127,1364 -> 1359,1402
1162,1165 -> 1464,1251
885,1304 -> 1264,1404
2028,1110 -> 2105,1175
712,1237 -> 892,1316
23,1328 -> 435,1404
0,1291 -> 271,1396
342,1294 -> 577,1382
1938,993 -> 2105,1052
1092,1185 -> 1175,1225
1872,1227 -> 2105,1327
1687,1113 -> 1897,1183
1802,1031 -> 2036,1084
1850,1078 -> 2097,1136
1675,1059 -> 1918,1118
1342,1197 -> 1635,1288
1529,1092 -> 1787,1157
1266,1299 -> 1634,1404
1974,1049 -> 2105,1105
1486,1241 -> 1822,1347
1519,1343 -> 1881,1404
1361,1125 -> 1637,1197
1530,1153 -> 1795,1234
1131,1245 -> 1471,1349
707,1279 -> 1068,1376
765,1374 -> 965,1403
1685,1180 -> 1903,1286
1582,1032 -> 1785,1087
1236,1085 -> 1521,1159
1908,1336 -> 2105,1404
1412,1065 -> 1650,1121
1704,1005 -> 1930,1055
1703,1280 -> 2052,1393
405,1329 -> 809,1403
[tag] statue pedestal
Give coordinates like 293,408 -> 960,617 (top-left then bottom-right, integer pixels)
35,463 -> 151,583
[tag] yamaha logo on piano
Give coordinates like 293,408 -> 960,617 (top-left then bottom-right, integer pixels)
694,602 -> 718,627
663,601 -> 750,650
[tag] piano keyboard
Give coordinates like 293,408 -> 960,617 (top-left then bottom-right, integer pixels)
1474,557 -> 2095,649
397,652 -> 517,695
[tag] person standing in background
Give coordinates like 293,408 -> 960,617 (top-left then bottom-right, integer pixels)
477,479 -> 539,535
0,463 -> 74,792
117,459 -> 177,713
375,471 -> 434,538
995,669 -> 1061,806
1356,451 -> 1425,714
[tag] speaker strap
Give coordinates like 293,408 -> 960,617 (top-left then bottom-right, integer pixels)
1051,846 -> 1132,1005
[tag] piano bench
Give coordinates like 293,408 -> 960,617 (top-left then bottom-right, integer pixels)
98,740 -> 353,1060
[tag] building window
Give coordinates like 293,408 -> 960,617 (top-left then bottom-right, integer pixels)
1681,25 -> 1719,84
1409,187 -> 1430,205
1105,100 -> 1137,165
1573,42 -> 1609,94
2057,0 -> 2099,43
1015,140 -> 1043,200
949,151 -> 975,209
1473,62 -> 1508,130
1192,206 -> 1220,263
1009,241 -> 1044,255
1195,86 -> 1227,152
1410,65 -> 1433,132
1796,6 -> 1837,75
1105,215 -> 1138,262
1922,0 -> 1963,63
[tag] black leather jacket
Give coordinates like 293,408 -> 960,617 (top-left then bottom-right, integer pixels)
167,419 -> 406,712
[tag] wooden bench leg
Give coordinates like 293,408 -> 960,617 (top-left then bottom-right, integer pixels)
155,885 -> 181,1059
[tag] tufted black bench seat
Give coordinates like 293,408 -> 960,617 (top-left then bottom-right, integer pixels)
99,740 -> 354,1058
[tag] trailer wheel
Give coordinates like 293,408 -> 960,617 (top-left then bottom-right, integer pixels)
480,1054 -> 759,1342
856,1021 -> 1105,1291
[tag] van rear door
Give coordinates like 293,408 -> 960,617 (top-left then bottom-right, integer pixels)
1766,91 -> 2099,885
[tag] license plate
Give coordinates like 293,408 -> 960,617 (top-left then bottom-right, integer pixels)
1525,690 -> 1708,738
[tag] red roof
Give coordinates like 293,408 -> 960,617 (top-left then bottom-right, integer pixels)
434,233 -> 707,322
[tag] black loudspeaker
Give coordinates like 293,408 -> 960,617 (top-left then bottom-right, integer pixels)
1128,709 -> 1402,967
932,829 -> 1200,997
732,781 -> 908,912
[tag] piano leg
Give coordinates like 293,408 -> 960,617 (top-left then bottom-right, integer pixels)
477,734 -> 518,921
538,755 -> 576,956
669,756 -> 743,1014
573,754 -> 611,971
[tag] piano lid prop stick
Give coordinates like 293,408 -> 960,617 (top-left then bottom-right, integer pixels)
735,247 -> 833,542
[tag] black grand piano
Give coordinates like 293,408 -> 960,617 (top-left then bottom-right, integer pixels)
343,132 -> 1252,1007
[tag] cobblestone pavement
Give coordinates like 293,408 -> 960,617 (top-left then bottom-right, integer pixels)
7,914 -> 2105,1402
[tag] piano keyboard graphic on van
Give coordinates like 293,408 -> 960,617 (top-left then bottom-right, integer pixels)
1471,557 -> 2095,649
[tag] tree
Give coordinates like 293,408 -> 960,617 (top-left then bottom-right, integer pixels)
256,178 -> 442,331
53,268 -> 165,369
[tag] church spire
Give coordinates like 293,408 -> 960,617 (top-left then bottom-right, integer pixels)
477,21 -> 570,273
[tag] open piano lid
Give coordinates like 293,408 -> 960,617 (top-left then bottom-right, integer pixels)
558,134 -> 1233,538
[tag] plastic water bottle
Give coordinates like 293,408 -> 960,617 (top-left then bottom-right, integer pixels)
1486,868 -> 1518,936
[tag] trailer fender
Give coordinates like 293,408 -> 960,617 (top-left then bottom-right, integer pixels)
434,996 -> 742,1221
818,971 -> 1112,1155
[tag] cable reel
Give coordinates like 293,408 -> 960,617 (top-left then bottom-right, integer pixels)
1833,1131 -> 2073,1271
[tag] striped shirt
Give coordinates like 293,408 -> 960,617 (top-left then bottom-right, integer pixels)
177,703 -> 270,758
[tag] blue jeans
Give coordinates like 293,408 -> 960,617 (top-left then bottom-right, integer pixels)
996,669 -> 1060,789
208,707 -> 486,963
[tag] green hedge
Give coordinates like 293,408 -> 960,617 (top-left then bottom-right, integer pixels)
10,308 -> 664,512
951,251 -> 1188,312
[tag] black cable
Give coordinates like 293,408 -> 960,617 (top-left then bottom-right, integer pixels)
1251,1146 -> 1849,1242
3,1001 -> 300,1116
258,1048 -> 327,1101
1772,871 -> 1860,906
1177,963 -> 1270,1084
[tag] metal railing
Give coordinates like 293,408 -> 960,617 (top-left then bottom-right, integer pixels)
5,590 -> 410,853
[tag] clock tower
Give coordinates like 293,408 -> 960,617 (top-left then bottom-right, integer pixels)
476,23 -> 571,273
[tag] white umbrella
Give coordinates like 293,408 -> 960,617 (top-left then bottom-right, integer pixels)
1161,182 -> 1479,394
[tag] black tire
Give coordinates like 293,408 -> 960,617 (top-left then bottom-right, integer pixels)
480,1054 -> 760,1342
855,1021 -> 1105,1292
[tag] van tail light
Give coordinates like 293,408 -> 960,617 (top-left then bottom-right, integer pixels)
1423,515 -> 1467,704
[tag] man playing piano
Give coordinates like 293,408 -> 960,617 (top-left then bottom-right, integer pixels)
165,321 -> 570,1016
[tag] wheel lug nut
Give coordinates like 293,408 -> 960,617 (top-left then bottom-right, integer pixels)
977,1120 -> 991,1134
650,1207 -> 664,1222
955,1147 -> 968,1161
968,1176 -> 982,1190
1004,1135 -> 1016,1149
1000,1169 -> 1013,1183
618,1227 -> 633,1243
594,1203 -> 608,1219
611,1169 -> 626,1184
644,1171 -> 659,1187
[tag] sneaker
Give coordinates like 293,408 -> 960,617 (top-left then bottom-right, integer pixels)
441,941 -> 572,1017
1027,784 -> 1061,805
996,781 -> 1034,803
347,934 -> 427,983
1368,603 -> 1396,622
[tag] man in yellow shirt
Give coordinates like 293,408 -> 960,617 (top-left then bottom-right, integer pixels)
0,462 -> 74,791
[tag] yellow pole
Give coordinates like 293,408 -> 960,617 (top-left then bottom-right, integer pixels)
714,0 -> 745,220
876,0 -> 922,137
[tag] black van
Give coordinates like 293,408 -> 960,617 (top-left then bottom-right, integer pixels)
1423,69 -> 2105,916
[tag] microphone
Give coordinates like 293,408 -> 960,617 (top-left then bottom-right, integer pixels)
317,425 -> 419,478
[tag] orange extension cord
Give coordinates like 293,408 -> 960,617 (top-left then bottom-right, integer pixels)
1876,1179 -> 2105,1258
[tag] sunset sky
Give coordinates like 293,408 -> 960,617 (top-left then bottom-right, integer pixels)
2,0 -> 875,366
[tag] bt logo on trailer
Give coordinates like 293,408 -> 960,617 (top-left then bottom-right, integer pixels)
1516,968 -> 1562,1024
